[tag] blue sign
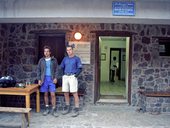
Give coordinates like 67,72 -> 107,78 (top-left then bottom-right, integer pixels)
112,1 -> 135,16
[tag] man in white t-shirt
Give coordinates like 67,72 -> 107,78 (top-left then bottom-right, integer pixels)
110,56 -> 118,82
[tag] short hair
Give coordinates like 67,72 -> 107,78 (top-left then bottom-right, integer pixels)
43,45 -> 51,52
66,45 -> 73,49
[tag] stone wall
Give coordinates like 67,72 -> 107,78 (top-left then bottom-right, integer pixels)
146,97 -> 170,113
5,24 -> 38,83
0,24 -> 1,105
0,24 -> 8,76
0,24 -> 2,76
0,23 -> 170,112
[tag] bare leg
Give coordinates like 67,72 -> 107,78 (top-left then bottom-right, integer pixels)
72,92 -> 79,107
43,92 -> 50,116
64,92 -> 70,105
44,92 -> 49,105
50,92 -> 58,117
62,92 -> 70,115
50,92 -> 56,108
71,92 -> 80,117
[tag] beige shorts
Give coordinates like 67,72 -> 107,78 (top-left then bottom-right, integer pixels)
62,75 -> 78,93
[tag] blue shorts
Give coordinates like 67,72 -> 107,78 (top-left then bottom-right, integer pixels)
40,76 -> 56,92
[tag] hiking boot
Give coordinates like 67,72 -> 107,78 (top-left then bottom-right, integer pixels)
71,108 -> 79,117
51,108 -> 59,117
62,105 -> 70,115
43,107 -> 50,116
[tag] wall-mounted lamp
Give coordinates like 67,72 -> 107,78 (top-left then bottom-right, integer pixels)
74,32 -> 82,40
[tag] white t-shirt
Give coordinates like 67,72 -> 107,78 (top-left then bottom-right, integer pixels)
110,61 -> 118,70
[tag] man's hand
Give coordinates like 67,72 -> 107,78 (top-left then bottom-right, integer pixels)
53,78 -> 57,84
38,80 -> 42,85
74,74 -> 78,78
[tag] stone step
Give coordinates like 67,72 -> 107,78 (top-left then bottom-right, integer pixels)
96,98 -> 128,105
0,123 -> 21,128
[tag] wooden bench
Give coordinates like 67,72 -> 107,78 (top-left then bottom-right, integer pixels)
56,87 -> 85,96
139,91 -> 170,97
137,90 -> 170,113
0,107 -> 31,128
56,87 -> 85,109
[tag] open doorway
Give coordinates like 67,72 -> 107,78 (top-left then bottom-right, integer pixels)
99,36 -> 130,103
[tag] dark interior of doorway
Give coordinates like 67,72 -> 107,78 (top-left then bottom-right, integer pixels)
38,33 -> 66,65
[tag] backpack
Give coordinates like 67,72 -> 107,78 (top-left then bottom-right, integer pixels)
0,76 -> 16,88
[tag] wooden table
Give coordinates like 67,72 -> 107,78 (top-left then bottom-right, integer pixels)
0,84 -> 40,112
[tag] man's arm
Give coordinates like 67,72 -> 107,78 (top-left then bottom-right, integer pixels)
53,58 -> 58,84
74,68 -> 82,77
54,58 -> 59,79
37,59 -> 42,81
75,56 -> 82,77
60,66 -> 64,76
60,57 -> 65,76
37,59 -> 42,85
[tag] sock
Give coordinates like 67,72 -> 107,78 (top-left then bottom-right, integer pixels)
75,105 -> 79,108
66,103 -> 70,106
45,105 -> 49,107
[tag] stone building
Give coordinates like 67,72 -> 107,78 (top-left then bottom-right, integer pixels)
0,0 -> 170,113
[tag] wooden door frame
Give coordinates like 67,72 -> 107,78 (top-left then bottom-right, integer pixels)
93,30 -> 135,104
